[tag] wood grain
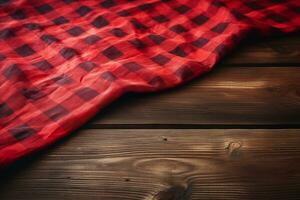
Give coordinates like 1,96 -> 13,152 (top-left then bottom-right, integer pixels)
90,67 -> 300,127
1,129 -> 300,200
222,34 -> 300,65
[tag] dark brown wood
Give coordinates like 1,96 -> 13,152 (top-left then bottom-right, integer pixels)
90,67 -> 300,127
1,129 -> 300,200
222,35 -> 300,65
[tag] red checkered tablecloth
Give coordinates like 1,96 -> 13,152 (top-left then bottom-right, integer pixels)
0,0 -> 300,167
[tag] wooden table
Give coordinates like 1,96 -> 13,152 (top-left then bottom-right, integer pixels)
1,34 -> 300,200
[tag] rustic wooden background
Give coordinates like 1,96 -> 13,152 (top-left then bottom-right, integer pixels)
0,33 -> 300,200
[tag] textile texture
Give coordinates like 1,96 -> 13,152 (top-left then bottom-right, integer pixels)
0,0 -> 299,167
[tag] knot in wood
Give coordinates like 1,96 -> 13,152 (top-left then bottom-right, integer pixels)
226,141 -> 242,157
152,184 -> 191,200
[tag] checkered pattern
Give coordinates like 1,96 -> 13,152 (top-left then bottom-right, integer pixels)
0,0 -> 299,167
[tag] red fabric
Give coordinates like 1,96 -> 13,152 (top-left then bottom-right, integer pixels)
0,0 -> 299,167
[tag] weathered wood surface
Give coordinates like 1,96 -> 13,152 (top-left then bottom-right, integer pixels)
0,33 -> 299,200
222,34 -> 300,65
91,67 -> 300,127
1,129 -> 300,200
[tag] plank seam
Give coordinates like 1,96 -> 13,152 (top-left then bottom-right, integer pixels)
84,124 -> 300,129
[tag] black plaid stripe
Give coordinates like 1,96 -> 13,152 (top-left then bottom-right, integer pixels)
170,46 -> 187,57
148,76 -> 165,87
15,44 -> 35,57
175,5 -> 191,14
102,46 -> 123,60
53,74 -> 73,85
63,0 -> 75,4
214,44 -> 227,56
231,9 -> 247,20
111,28 -> 128,37
35,4 -> 53,14
101,71 -> 117,81
76,87 -> 99,100
130,19 -> 148,30
192,14 -> 209,25
138,3 -> 154,11
153,15 -> 169,23
290,4 -> 300,13
0,28 -> 15,39
245,2 -> 264,10
60,47 -> 79,60
148,34 -> 166,44
91,15 -> 109,28
24,23 -> 41,30
41,34 -> 59,44
67,26 -> 85,36
10,9 -> 27,20
175,65 -> 194,81
151,54 -> 171,66
79,61 -> 97,71
123,62 -> 142,72
0,0 -> 10,5
21,87 -> 45,100
192,37 -> 209,48
212,1 -> 225,7
45,105 -> 69,121
84,35 -> 101,44
211,22 -> 229,33
53,16 -> 69,25
117,10 -> 130,17
101,0 -> 116,8
130,39 -> 147,49
33,60 -> 53,71
0,103 -> 13,118
0,53 -> 6,61
76,5 -> 92,16
170,24 -> 187,34
266,13 -> 288,23
10,124 -> 36,141
3,64 -> 26,80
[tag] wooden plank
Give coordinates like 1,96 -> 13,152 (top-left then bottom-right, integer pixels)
223,34 -> 300,65
1,129 -> 300,200
89,67 -> 300,127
